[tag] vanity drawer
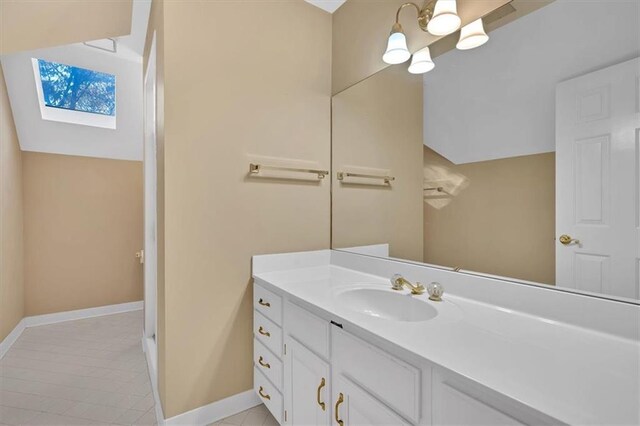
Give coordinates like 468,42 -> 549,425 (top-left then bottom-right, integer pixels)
254,283 -> 282,326
255,366 -> 283,424
254,337 -> 283,389
332,327 -> 421,424
284,301 -> 330,360
254,310 -> 282,358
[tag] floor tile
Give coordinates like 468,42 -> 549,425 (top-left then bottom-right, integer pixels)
0,311 -> 154,426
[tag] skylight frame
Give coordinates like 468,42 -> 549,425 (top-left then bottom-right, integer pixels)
31,58 -> 117,129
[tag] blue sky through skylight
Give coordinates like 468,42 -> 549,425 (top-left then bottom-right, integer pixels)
37,59 -> 116,116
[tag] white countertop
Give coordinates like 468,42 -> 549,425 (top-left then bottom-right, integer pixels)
254,262 -> 640,426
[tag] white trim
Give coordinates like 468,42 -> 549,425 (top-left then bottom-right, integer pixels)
0,301 -> 143,360
143,336 -> 165,425
24,301 -> 143,328
164,390 -> 261,426
0,318 -> 27,359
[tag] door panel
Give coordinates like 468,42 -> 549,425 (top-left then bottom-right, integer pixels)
284,337 -> 330,426
556,57 -> 639,299
332,374 -> 409,426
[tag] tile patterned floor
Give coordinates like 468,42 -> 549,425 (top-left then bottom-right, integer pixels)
0,311 -> 157,425
209,404 -> 277,426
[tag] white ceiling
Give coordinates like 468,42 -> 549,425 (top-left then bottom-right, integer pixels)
304,0 -> 346,13
0,0 -> 149,161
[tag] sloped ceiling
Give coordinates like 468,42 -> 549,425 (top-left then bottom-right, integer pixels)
0,0 -> 150,161
2,45 -> 143,161
304,0 -> 346,13
0,0 -> 133,55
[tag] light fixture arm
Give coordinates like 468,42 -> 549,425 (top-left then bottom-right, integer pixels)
394,1 -> 436,32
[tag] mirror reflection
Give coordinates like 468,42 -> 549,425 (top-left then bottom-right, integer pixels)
331,0 -> 639,302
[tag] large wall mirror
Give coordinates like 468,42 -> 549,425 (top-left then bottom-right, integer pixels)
331,0 -> 640,303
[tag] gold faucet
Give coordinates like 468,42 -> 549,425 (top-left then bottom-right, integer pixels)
390,274 -> 425,295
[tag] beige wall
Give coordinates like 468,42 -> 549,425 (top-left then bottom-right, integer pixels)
0,0 -> 132,54
157,0 -> 331,417
0,67 -> 24,341
332,0 -> 510,94
332,65 -> 423,262
23,152 -> 143,316
423,147 -> 556,284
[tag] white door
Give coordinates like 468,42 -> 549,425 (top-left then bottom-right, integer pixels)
284,337 -> 330,425
143,33 -> 158,344
556,57 -> 640,299
332,374 -> 408,426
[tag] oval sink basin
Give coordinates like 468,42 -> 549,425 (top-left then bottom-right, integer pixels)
336,288 -> 437,322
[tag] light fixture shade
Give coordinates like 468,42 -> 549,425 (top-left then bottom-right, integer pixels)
408,47 -> 435,74
382,24 -> 411,64
456,18 -> 489,50
427,0 -> 461,36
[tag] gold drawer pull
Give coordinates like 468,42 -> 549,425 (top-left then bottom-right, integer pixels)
317,377 -> 326,411
258,298 -> 271,307
335,392 -> 344,426
258,386 -> 271,400
258,326 -> 270,337
258,356 -> 271,369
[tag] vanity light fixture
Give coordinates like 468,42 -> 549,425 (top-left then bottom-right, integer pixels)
382,0 -> 489,74
456,18 -> 489,50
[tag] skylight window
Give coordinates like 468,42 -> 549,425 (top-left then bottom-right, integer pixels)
31,58 -> 116,129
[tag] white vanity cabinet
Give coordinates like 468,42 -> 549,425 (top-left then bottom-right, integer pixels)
254,281 -> 556,426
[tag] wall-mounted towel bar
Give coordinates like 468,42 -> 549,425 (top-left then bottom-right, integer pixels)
337,172 -> 395,184
249,163 -> 328,180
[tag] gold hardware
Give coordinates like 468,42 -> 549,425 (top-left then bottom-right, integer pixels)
258,298 -> 271,307
258,356 -> 271,369
249,163 -> 328,180
258,386 -> 271,400
135,250 -> 144,264
317,378 -> 326,411
337,171 -> 395,184
258,326 -> 270,337
394,2 -> 436,32
559,234 -> 580,245
391,274 -> 425,295
453,266 -> 461,272
335,393 -> 344,426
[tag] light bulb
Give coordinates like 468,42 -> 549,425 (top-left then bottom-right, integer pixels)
382,23 -> 411,64
427,0 -> 461,36
456,18 -> 489,50
408,47 -> 435,74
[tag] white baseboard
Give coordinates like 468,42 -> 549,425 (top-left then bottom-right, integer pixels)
0,301 -> 143,360
0,318 -> 26,359
25,301 -> 144,327
164,389 -> 261,426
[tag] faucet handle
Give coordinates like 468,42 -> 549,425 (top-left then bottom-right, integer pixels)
412,282 -> 426,295
427,282 -> 444,301
390,274 -> 404,290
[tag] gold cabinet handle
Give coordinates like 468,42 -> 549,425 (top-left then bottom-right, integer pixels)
335,392 -> 344,426
258,386 -> 271,400
317,378 -> 326,411
258,298 -> 271,307
258,356 -> 271,369
258,326 -> 270,337
559,234 -> 580,245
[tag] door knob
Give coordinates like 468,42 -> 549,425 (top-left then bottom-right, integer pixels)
559,234 -> 579,245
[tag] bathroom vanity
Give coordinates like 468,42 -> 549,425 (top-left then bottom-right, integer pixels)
252,250 -> 639,426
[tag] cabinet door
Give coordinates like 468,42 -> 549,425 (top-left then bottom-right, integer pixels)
332,374 -> 409,426
284,337 -> 330,425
